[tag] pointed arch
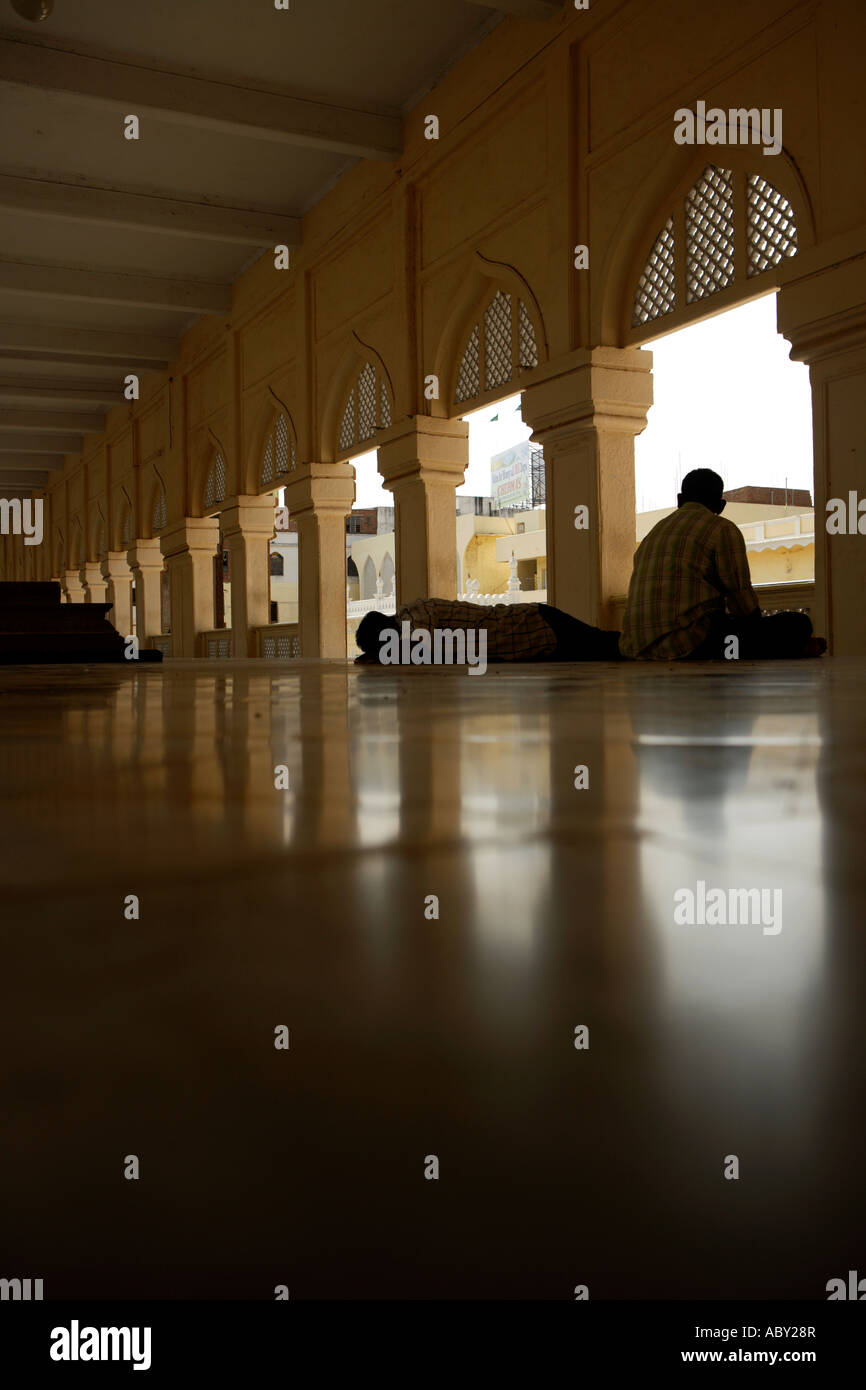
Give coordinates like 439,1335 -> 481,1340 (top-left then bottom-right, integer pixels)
322,332 -> 395,462
601,143 -> 815,346
89,502 -> 106,559
151,478 -> 167,535
118,488 -> 134,550
361,554 -> 378,599
197,429 -> 228,515
435,252 -> 548,418
380,550 -> 395,598
253,397 -> 298,494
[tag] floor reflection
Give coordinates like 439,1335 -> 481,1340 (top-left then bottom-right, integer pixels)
0,660 -> 861,1300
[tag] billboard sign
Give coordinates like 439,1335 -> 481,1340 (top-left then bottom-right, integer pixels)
491,442 -> 532,509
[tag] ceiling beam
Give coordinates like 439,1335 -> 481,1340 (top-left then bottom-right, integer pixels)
464,0 -> 561,16
0,174 -> 302,248
0,453 -> 63,472
0,344 -> 172,372
0,260 -> 231,314
0,471 -> 48,491
0,37 -> 402,161
0,379 -> 124,408
0,431 -> 83,453
0,408 -> 104,433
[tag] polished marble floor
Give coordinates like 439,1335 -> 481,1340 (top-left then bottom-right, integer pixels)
1,657 -> 864,1299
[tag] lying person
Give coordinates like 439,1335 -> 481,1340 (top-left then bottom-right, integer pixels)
354,598 -> 623,665
619,468 -> 826,660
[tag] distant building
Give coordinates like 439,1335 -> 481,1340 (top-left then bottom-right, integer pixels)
723,485 -> 812,508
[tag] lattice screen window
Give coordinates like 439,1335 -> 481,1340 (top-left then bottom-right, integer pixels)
633,217 -> 676,327
455,291 -> 540,407
455,324 -> 480,404
261,412 -> 295,488
274,412 -> 293,476
518,300 -> 539,371
632,165 -> 800,335
152,486 -> 167,533
357,362 -> 377,443
122,509 -> 133,547
686,165 -> 735,304
746,174 -> 798,277
261,432 -> 274,487
339,391 -> 355,452
484,290 -> 512,393
204,452 -> 226,510
338,363 -> 392,454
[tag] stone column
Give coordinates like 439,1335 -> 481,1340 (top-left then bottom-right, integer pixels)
101,551 -> 134,635
778,252 -> 866,655
521,347 -> 653,626
221,495 -> 276,657
80,562 -> 108,604
283,463 -> 355,658
63,568 -> 87,603
127,539 -> 164,644
376,417 -> 469,603
160,517 -> 221,657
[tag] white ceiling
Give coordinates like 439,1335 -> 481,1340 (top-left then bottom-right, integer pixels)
0,0 -> 566,496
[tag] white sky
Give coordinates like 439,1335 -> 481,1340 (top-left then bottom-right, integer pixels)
635,291 -> 813,510
352,292 -> 813,513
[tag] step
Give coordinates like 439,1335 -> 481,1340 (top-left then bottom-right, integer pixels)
0,633 -> 162,664
0,581 -> 63,605
0,607 -> 119,634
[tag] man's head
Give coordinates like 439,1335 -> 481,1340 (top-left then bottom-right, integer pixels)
677,468 -> 726,514
356,609 -> 397,655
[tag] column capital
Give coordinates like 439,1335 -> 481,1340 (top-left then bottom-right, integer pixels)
127,538 -> 164,572
778,250 -> 866,364
521,346 -> 654,444
159,516 -> 221,560
100,551 -> 132,581
283,462 -> 355,519
376,416 -> 470,489
221,494 -> 277,541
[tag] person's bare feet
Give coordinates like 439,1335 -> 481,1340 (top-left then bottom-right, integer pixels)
802,636 -> 827,657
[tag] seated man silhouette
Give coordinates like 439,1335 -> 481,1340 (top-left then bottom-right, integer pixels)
355,597 -> 623,664
620,468 -> 825,660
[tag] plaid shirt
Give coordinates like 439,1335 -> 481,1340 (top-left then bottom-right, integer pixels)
620,502 -> 760,660
397,598 -> 556,661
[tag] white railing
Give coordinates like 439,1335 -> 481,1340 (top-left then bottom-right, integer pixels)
753,580 -> 815,614
347,595 -> 397,617
347,576 -> 548,616
610,580 -> 816,626
458,589 -> 547,606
